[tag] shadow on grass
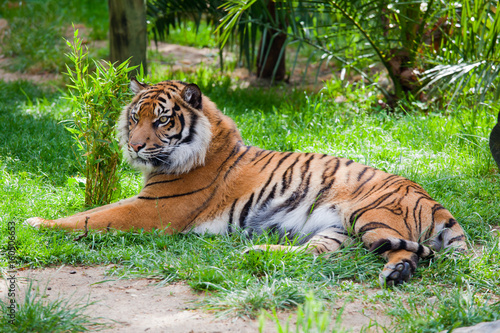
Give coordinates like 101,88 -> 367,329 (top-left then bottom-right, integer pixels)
0,80 -> 78,185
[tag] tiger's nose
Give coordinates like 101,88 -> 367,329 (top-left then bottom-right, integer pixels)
130,142 -> 146,152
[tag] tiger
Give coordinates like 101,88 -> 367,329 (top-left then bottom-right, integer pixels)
26,79 -> 467,287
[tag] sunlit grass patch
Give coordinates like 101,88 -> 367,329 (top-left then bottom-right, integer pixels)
388,284 -> 500,333
258,292 -> 348,333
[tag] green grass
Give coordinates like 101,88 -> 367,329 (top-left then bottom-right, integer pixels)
258,292 -> 348,333
1,71 -> 499,331
159,20 -> 219,49
1,11 -> 500,329
0,0 -> 109,73
388,284 -> 500,332
0,280 -> 106,332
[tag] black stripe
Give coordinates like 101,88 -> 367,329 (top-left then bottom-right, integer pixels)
181,185 -> 221,232
377,175 -> 406,193
349,190 -> 399,225
444,219 -> 457,228
378,205 -> 404,216
164,81 -> 182,91
369,239 -> 394,254
177,112 -> 185,129
316,244 -> 328,254
358,222 -> 405,237
138,186 -> 209,200
403,205 -> 413,240
319,235 -> 343,245
251,150 -> 273,165
281,158 -> 299,195
174,80 -> 189,86
217,143 -> 243,173
315,180 -> 335,206
352,169 -> 376,196
255,152 -> 293,203
429,204 -> 447,239
259,155 -> 274,172
416,244 -> 425,256
414,199 -> 424,239
321,158 -> 340,186
224,146 -> 252,181
357,167 -> 368,181
300,154 -> 315,179
239,193 -> 255,228
177,110 -> 196,144
275,172 -> 311,214
446,235 -> 465,246
227,199 -> 238,233
261,184 -> 277,208
144,177 -> 182,188
345,159 -> 354,166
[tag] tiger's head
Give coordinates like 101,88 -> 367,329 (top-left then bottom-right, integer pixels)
118,79 -> 212,175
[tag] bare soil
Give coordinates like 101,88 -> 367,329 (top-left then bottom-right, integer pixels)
1,266 -> 390,332
0,38 -> 337,89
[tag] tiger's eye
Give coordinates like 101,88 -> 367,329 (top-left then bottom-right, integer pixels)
159,116 -> 169,123
132,113 -> 139,121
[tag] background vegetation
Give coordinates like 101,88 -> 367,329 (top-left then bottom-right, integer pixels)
0,0 -> 499,332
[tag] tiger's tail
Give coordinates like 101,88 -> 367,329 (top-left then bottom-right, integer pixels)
369,237 -> 433,258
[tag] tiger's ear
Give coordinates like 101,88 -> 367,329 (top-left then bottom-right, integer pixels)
181,83 -> 202,109
130,78 -> 149,95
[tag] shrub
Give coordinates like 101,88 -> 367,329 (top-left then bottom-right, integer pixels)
64,29 -> 135,206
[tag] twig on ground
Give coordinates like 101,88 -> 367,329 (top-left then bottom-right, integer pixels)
73,216 -> 89,241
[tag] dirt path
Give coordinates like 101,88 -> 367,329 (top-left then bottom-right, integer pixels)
1,266 -> 390,332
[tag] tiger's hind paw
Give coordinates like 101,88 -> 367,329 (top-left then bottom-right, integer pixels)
379,261 -> 413,288
242,245 -> 267,255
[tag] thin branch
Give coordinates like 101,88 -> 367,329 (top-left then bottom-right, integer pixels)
73,217 -> 90,241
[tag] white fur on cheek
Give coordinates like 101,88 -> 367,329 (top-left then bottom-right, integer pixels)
163,113 -> 211,175
117,99 -> 212,177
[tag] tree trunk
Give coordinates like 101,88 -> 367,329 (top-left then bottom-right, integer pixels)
108,0 -> 147,77
490,110 -> 500,170
256,1 -> 286,81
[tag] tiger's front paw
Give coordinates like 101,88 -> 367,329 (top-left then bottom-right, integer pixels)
25,217 -> 49,229
379,261 -> 414,288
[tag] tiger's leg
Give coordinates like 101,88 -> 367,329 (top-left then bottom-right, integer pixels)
28,197 -> 140,227
432,215 -> 468,253
25,197 -> 171,233
246,227 -> 350,256
362,229 -> 431,287
377,249 -> 419,287
369,213 -> 467,286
